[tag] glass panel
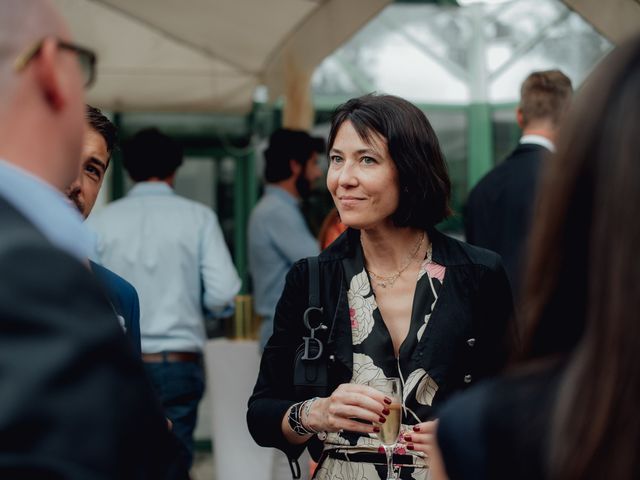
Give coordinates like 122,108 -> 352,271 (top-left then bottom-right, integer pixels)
312,3 -> 469,104
312,0 -> 612,104
492,107 -> 519,165
426,109 -> 468,213
488,0 -> 613,102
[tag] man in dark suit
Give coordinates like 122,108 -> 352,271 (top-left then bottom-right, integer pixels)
92,262 -> 142,356
0,1 -> 185,477
66,105 -> 142,356
465,70 -> 573,300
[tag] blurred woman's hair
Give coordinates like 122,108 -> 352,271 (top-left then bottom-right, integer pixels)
519,35 -> 640,480
328,94 -> 451,230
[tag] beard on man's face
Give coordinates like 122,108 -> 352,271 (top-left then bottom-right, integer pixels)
295,174 -> 311,199
295,161 -> 317,199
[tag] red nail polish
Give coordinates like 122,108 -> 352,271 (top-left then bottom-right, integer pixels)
378,445 -> 385,453
407,444 -> 415,451
384,397 -> 392,404
374,427 -> 381,433
379,416 -> 386,423
404,435 -> 412,442
382,408 -> 390,415
413,425 -> 421,432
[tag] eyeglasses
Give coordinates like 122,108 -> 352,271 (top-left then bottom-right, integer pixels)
13,38 -> 97,88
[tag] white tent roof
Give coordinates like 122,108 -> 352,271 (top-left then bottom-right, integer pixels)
53,0 -> 391,113
561,0 -> 640,45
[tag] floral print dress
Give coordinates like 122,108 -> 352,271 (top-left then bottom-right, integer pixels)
314,238 -> 446,480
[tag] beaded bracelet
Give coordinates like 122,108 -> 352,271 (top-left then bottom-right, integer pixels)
302,396 -> 319,426
288,397 -> 320,436
304,398 -> 328,440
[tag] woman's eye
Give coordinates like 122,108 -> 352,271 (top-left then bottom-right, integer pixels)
361,156 -> 376,165
330,155 -> 343,164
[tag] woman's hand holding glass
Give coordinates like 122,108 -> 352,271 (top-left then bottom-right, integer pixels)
399,420 -> 438,456
304,383 -> 391,434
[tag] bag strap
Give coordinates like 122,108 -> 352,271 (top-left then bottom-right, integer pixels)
308,255 -> 320,309
300,255 -> 325,361
288,256 -> 322,479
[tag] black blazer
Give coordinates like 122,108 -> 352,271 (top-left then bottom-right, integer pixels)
91,260 -> 142,357
0,196 -> 187,479
464,143 -> 549,298
247,228 -> 514,460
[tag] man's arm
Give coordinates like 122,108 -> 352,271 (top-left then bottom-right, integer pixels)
200,210 -> 241,312
0,243 -> 186,479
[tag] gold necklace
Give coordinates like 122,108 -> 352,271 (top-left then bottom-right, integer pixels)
363,232 -> 428,289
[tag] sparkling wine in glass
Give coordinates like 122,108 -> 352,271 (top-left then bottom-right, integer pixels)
371,377 -> 402,480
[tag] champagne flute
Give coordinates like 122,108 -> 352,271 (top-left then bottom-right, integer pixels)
370,377 -> 402,480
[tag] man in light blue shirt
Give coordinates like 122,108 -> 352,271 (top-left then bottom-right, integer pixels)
89,128 -> 241,468
248,129 -> 323,351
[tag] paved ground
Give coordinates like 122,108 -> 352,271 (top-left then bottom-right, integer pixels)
191,450 -> 215,480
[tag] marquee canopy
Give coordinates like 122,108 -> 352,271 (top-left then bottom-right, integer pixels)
54,0 -> 639,113
53,0 -> 391,113
561,0 -> 640,45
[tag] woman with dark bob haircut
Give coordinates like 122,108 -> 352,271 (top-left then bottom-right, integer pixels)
428,35 -> 640,480
248,94 -> 515,479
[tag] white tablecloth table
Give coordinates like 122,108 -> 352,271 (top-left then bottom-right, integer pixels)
204,338 -> 272,480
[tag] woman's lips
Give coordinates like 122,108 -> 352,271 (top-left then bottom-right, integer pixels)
339,196 -> 365,207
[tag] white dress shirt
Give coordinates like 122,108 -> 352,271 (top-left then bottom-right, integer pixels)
0,159 -> 95,261
88,182 -> 241,353
519,134 -> 556,153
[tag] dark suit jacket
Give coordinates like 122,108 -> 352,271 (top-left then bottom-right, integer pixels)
0,195 -> 187,479
464,143 -> 549,299
91,261 -> 142,357
437,362 -> 565,480
247,228 -> 514,461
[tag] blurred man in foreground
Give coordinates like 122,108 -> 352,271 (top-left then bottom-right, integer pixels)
66,104 -> 142,356
0,1 -> 186,477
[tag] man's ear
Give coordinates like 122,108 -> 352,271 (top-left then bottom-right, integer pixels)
516,107 -> 525,130
35,38 -> 66,111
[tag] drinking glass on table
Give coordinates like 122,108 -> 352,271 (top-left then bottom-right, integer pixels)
370,377 -> 402,480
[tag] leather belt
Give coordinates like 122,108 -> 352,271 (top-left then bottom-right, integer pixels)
142,351 -> 202,363
323,449 -> 425,469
